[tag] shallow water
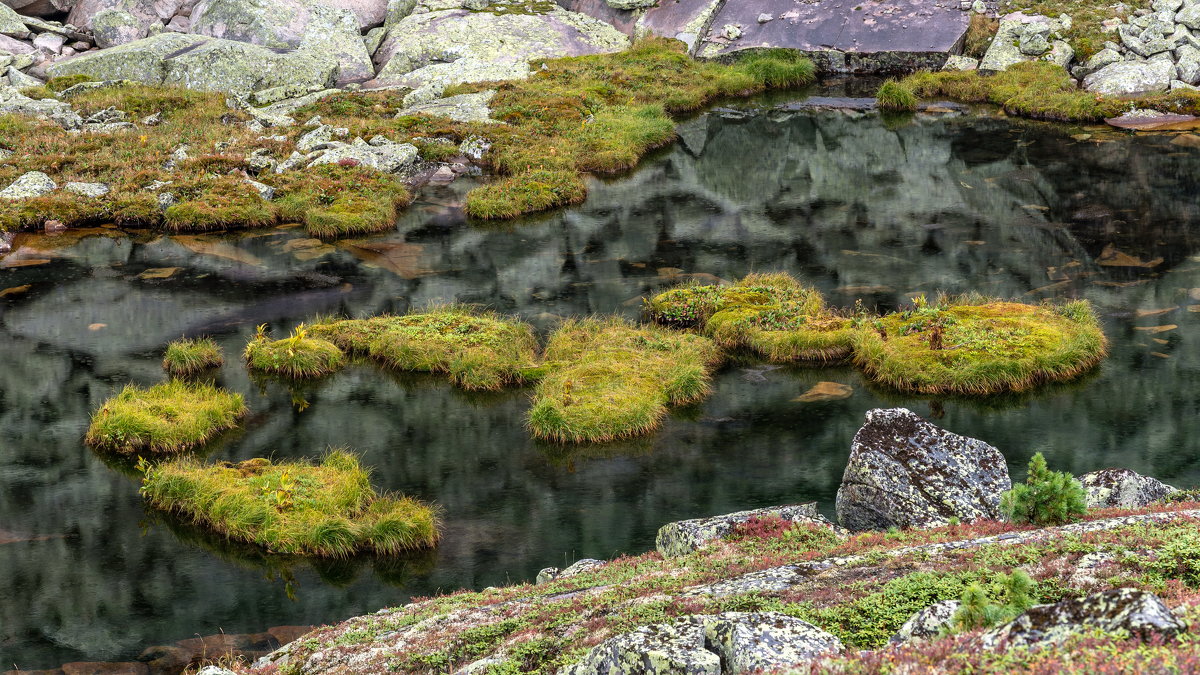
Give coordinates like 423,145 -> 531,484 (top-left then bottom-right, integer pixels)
4,96 -> 1200,668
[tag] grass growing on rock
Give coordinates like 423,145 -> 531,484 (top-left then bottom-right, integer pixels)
85,380 -> 247,454
244,323 -> 347,379
140,449 -> 439,557
527,318 -> 722,443
309,306 -> 539,391
853,295 -> 1107,395
162,337 -> 224,377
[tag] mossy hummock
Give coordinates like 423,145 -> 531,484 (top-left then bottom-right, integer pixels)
140,450 -> 439,557
85,380 -> 247,454
646,273 -> 857,362
853,297 -> 1108,395
309,306 -> 539,391
162,336 -> 224,377
528,318 -> 722,443
244,323 -> 347,379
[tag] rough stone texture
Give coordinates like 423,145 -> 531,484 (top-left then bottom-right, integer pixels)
307,137 -> 418,173
890,600 -> 960,643
656,503 -> 841,558
1178,43 -> 1200,83
1180,2 -> 1200,29
0,171 -> 56,199
561,619 -> 721,675
536,557 -> 606,584
704,612 -> 843,672
1084,58 -> 1175,96
606,0 -> 654,9
396,89 -> 496,123
0,3 -> 29,39
92,8 -> 146,48
64,181 -> 111,197
0,86 -> 82,128
47,32 -> 207,84
0,33 -> 34,56
7,65 -> 42,87
635,0 -> 723,51
835,408 -> 1011,531
67,0 -> 187,31
1079,468 -> 1177,508
942,54 -> 979,70
979,16 -> 1070,72
982,589 -> 1185,649
4,0 -> 75,17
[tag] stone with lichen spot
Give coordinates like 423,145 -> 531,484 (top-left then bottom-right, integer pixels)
0,86 -> 82,129
536,557 -> 605,584
558,618 -> 720,674
835,408 -> 1011,531
981,588 -> 1184,649
656,503 -> 843,558
0,171 -> 56,199
704,612 -> 843,672
890,600 -> 960,643
396,90 -> 497,123
64,181 -> 110,197
307,138 -> 419,173
1079,468 -> 1176,508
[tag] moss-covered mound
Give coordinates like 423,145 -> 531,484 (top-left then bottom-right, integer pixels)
309,307 -> 539,391
162,337 -> 224,377
854,297 -> 1107,395
244,324 -> 347,379
528,318 -> 722,443
646,273 -> 857,362
85,380 -> 247,454
140,450 -> 438,557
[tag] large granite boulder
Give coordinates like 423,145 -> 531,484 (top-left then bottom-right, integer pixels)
0,85 -> 82,128
92,8 -> 146,48
1084,59 -> 1175,96
0,4 -> 30,39
835,408 -> 1011,531
655,503 -> 842,558
889,600 -> 960,644
1079,468 -> 1176,508
982,588 -> 1184,649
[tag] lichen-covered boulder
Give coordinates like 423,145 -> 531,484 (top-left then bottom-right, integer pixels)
656,503 -> 842,558
1084,59 -> 1175,97
704,612 -> 843,672
67,0 -> 186,32
835,408 -> 1011,531
890,600 -> 960,644
307,137 -> 418,173
162,39 -> 338,95
0,3 -> 29,39
0,171 -> 56,199
560,619 -> 720,675
536,557 -> 606,584
92,8 -> 146,48
396,90 -> 496,123
0,86 -> 82,128
1079,468 -> 1176,508
47,32 -> 207,84
979,17 -> 1068,72
982,588 -> 1184,649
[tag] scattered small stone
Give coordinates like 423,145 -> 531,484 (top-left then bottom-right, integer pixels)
723,23 -> 742,40
757,13 -> 773,23
64,181 -> 110,197
141,112 -> 163,126
536,558 -> 606,584
244,178 -> 275,201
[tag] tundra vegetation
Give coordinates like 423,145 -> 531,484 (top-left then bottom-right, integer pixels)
162,336 -> 224,378
244,323 -> 347,379
1001,452 -> 1089,525
85,380 -> 247,454
140,449 -> 439,557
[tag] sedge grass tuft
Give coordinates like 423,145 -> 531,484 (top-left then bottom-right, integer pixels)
85,380 -> 247,455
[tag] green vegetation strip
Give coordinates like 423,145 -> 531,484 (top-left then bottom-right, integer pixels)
140,449 -> 438,557
85,380 -> 246,454
162,336 -> 223,377
244,323 -> 347,379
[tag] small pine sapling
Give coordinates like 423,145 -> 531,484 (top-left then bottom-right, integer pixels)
1000,452 -> 1087,525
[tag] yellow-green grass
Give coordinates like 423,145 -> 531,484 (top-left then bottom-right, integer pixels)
528,317 -> 722,443
875,80 -> 917,112
853,297 -> 1107,395
162,337 -> 224,377
85,380 -> 247,454
646,273 -> 857,362
139,449 -> 439,557
244,323 -> 347,379
309,306 -> 539,391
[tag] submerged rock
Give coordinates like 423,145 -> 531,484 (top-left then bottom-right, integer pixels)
890,600 -> 960,643
656,503 -> 841,558
835,408 -> 1011,531
1079,468 -> 1176,508
982,588 -> 1184,649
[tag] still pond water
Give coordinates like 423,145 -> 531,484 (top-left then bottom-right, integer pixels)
4,93 -> 1200,668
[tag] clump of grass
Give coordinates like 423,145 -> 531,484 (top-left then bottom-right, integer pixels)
875,80 -> 917,112
964,14 -> 1000,59
140,449 -> 439,557
528,317 -> 722,443
645,273 -> 857,362
309,306 -> 539,391
244,323 -> 347,379
162,337 -> 224,377
852,295 -> 1107,395
274,164 -> 412,238
85,380 -> 247,454
1001,452 -> 1087,525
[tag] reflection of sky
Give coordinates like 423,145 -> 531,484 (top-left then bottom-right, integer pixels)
2,107 -> 1200,667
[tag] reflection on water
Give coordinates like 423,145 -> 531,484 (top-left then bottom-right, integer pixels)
3,99 -> 1200,668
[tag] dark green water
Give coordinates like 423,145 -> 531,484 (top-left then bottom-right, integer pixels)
4,98 -> 1200,668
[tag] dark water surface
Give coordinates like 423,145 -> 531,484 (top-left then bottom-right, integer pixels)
4,97 -> 1200,668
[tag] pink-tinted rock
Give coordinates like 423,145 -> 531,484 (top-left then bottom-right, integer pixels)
67,0 -> 187,31
0,33 -> 36,54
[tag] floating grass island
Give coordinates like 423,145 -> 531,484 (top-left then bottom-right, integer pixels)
139,450 -> 438,557
162,337 -> 224,378
853,296 -> 1108,395
244,324 -> 347,379
310,306 -> 539,391
85,380 -> 247,454
646,273 -> 858,362
528,318 -> 722,443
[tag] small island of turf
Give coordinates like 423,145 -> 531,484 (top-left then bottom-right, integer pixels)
139,449 -> 438,557
162,336 -> 224,378
244,323 -> 347,379
85,380 -> 247,454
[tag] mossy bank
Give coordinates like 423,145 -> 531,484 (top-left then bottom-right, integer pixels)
85,380 -> 247,454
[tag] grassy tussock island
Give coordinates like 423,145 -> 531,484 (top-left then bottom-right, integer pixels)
85,380 -> 247,454
140,449 -> 438,557
528,318 -> 722,443
645,273 -> 858,362
853,296 -> 1108,395
309,306 -> 539,391
244,323 -> 347,379
162,336 -> 224,377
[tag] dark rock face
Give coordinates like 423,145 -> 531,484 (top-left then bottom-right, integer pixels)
655,503 -> 842,558
835,408 -> 1011,531
1079,468 -> 1176,508
983,588 -> 1185,649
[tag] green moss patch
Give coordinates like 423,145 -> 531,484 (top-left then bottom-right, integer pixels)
528,318 -> 722,443
310,306 -> 539,391
853,297 -> 1107,395
85,380 -> 247,454
244,323 -> 347,379
140,449 -> 439,557
162,337 -> 224,377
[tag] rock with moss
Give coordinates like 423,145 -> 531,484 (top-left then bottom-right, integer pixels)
890,600 -> 960,644
836,408 -> 1011,532
562,619 -> 719,674
396,89 -> 496,123
48,32 -> 206,84
981,588 -> 1184,649
656,503 -> 841,558
979,17 -> 1071,73
536,557 -> 605,584
307,137 -> 419,173
0,85 -> 82,128
0,170 -> 56,199
1084,59 -> 1174,96
91,8 -> 146,48
1079,468 -> 1177,509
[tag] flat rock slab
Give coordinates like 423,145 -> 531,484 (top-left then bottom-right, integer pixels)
1105,113 -> 1200,130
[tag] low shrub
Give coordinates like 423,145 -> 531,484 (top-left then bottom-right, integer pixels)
85,380 -> 247,454
951,570 -> 1037,630
244,323 -> 347,379
1001,452 -> 1087,525
162,337 -> 224,377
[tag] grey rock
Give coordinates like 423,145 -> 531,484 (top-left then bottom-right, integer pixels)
890,600 -> 960,644
458,134 -> 490,160
982,588 -> 1185,649
84,106 -> 126,124
703,612 -> 842,672
64,181 -> 110,197
536,558 -> 605,584
756,12 -> 772,22
1121,24 -> 1170,56
91,8 -> 145,48
0,86 -> 81,128
297,123 -> 334,152
6,66 -> 42,87
308,138 -> 418,173
1068,551 -> 1116,587
606,0 -> 654,8
1084,58 -> 1175,96
1019,31 -> 1050,55
835,408 -> 1011,531
979,19 -> 1034,72
942,54 -> 979,70
1043,39 -> 1074,68
1172,77 -> 1200,88
0,170 -> 56,199
33,32 -> 66,55
1079,468 -> 1177,508
141,111 -> 161,125
0,3 -> 30,39
656,503 -> 842,558
247,148 -> 276,174
1177,43 -> 1200,82
396,89 -> 496,123
157,191 -> 177,209
166,15 -> 189,31
1179,2 -> 1200,29
462,0 -> 488,9
1084,47 -> 1123,72
244,178 -> 274,200
1154,0 -> 1183,12
363,25 -> 385,55
0,148 -> 12,162
561,619 -> 719,675
275,150 -> 306,173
